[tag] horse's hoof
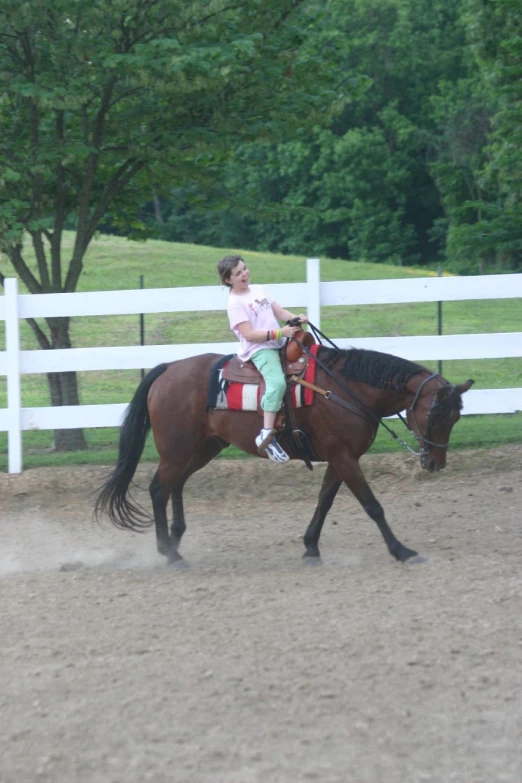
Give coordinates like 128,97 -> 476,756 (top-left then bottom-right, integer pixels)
390,542 -> 420,562
302,552 -> 322,566
405,554 -> 427,565
167,556 -> 189,569
59,561 -> 84,572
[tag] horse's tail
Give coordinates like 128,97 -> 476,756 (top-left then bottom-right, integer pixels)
94,363 -> 169,531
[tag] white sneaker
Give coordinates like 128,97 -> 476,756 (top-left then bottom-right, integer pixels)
255,429 -> 290,463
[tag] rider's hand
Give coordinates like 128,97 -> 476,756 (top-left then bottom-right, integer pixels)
296,313 -> 308,323
282,324 -> 299,338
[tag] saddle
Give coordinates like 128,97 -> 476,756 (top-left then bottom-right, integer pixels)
221,352 -> 311,385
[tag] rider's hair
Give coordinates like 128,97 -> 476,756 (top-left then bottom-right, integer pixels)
217,255 -> 244,287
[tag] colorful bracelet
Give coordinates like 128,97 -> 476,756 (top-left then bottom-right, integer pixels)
269,328 -> 282,341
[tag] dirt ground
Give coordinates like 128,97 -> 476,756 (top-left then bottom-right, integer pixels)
0,445 -> 521,783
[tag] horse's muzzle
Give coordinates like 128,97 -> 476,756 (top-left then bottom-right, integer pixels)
420,453 -> 442,472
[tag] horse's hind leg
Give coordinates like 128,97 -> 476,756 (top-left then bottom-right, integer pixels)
149,463 -> 180,560
303,464 -> 342,560
169,437 -> 226,558
149,448 -> 201,562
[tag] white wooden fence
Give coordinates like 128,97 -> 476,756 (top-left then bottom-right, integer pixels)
1,258 -> 521,473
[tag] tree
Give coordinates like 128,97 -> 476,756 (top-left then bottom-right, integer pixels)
428,76 -> 495,272
427,0 -> 522,273
0,0 -> 337,449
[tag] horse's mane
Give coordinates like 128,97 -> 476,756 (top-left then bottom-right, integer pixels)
317,346 -> 426,391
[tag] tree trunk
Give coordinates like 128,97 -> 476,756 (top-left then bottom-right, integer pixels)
152,191 -> 163,223
47,370 -> 88,451
45,316 -> 88,451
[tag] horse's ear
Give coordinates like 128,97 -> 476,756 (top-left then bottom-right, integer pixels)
456,379 -> 475,394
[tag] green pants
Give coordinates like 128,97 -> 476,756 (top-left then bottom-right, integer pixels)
251,349 -> 286,412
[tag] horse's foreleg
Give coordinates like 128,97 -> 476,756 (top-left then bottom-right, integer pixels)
335,457 -> 420,563
303,464 -> 342,560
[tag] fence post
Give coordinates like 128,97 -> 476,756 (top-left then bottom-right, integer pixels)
306,258 -> 321,329
139,274 -> 145,381
437,265 -> 443,376
5,278 -> 22,473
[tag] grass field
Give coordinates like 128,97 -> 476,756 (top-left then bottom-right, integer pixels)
1,232 -> 521,470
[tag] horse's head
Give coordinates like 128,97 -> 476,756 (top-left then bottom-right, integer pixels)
406,376 -> 474,472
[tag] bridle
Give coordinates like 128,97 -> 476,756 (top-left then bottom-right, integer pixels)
399,372 -> 453,453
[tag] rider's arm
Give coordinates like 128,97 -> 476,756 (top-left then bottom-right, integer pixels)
236,321 -> 271,343
271,301 -> 308,323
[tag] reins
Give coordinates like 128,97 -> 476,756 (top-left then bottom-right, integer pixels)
287,320 -> 449,457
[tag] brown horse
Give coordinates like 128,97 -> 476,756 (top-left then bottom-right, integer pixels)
94,347 -> 474,565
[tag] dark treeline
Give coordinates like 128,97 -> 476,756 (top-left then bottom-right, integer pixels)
139,0 -> 522,273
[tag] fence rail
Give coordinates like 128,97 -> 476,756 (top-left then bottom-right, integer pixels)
1,260 -> 521,473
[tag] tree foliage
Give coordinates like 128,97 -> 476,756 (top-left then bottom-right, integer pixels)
152,0 -> 522,272
449,0 -> 522,270
0,0 -> 341,446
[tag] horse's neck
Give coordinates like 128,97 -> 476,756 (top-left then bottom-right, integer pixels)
322,361 -> 425,417
376,373 -> 436,416
344,380 -> 411,418
370,386 -> 411,417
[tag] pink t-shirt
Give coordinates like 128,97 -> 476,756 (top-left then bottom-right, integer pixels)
227,284 -> 285,361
